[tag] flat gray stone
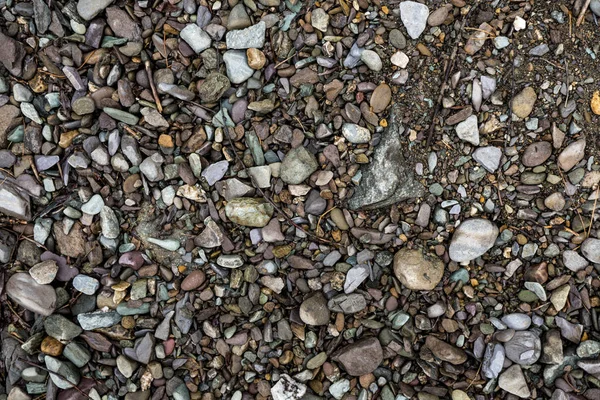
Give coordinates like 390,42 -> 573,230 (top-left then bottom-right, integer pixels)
77,0 -> 113,20
400,1 -> 429,39
348,106 -> 424,209
6,273 -> 56,316
472,146 -> 502,172
226,21 -> 266,49
223,50 -> 254,84
455,115 -> 479,145
180,24 -> 212,53
449,218 -> 499,263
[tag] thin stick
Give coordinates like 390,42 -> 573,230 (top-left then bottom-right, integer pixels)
588,186 -> 599,238
141,50 -> 163,113
577,0 -> 592,26
426,0 -> 481,148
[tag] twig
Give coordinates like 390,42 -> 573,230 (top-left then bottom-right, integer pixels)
141,50 -> 163,113
564,58 -> 570,105
577,0 -> 592,26
588,186 -> 599,238
426,0 -> 481,148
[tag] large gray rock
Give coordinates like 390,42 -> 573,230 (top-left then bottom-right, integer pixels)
77,0 -> 113,20
449,218 -> 499,262
44,356 -> 80,389
348,106 -> 424,209
498,364 -> 530,398
504,330 -> 541,365
332,337 -> 383,376
581,238 -> 600,263
6,273 -> 56,316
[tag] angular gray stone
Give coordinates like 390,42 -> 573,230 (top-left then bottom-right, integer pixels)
280,146 -> 318,185
455,115 -> 479,145
348,106 -> 424,209
44,356 -> 80,389
225,198 -> 274,227
77,0 -> 113,20
226,21 -> 266,49
0,179 -> 31,221
563,250 -> 588,272
223,50 -> 254,84
100,206 -> 120,239
73,274 -> 100,295
498,364 -> 530,398
472,146 -> 502,173
504,330 -> 541,365
400,1 -> 430,39
581,238 -> 600,263
77,311 -> 122,330
63,342 -> 91,368
180,24 -> 212,53
332,337 -> 383,376
271,375 -> 306,400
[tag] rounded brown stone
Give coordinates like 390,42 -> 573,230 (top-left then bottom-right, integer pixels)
181,270 -> 206,291
41,336 -> 64,356
393,248 -> 445,290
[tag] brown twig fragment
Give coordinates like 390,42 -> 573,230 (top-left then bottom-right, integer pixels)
141,50 -> 163,113
577,0 -> 592,26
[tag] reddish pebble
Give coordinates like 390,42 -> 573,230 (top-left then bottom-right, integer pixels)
181,270 -> 206,291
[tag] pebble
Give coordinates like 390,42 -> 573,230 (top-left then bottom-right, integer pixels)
393,248 -> 444,290
504,331 -> 541,365
225,198 -> 274,227
581,237 -> 600,263
557,139 -> 586,171
223,50 -> 254,84
6,273 -> 56,316
498,365 -> 530,398
511,87 -> 537,119
73,274 -> 100,295
29,260 -> 58,284
226,22 -> 266,49
360,50 -> 382,72
280,146 -> 318,184
77,311 -> 122,330
342,123 -> 371,144
501,313 -> 531,330
400,1 -> 429,39
81,194 -> 104,215
472,146 -> 502,172
455,115 -> 479,145
425,336 -> 467,365
299,292 -> 330,326
522,141 -> 552,167
333,337 -> 383,376
449,219 -> 499,262
180,24 -> 212,53
271,375 -> 306,400
45,356 -> 81,389
77,0 -> 113,20
562,250 -> 588,272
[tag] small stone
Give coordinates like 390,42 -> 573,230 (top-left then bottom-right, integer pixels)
180,24 -> 212,53
360,50 -> 382,71
472,146 -> 502,172
271,375 -> 306,400
72,97 -> 96,115
501,313 -> 531,330
333,337 -> 383,376
400,1 -> 429,39
544,192 -> 565,212
6,273 -> 56,316
117,355 -> 138,378
226,22 -> 266,49
72,274 -> 100,295
280,146 -> 318,184
562,250 -> 588,272
225,198 -> 274,227
80,194 -> 104,215
311,8 -> 329,32
342,123 -> 371,144
247,48 -> 266,69
44,314 -> 82,341
29,260 -> 58,284
558,139 -> 586,171
504,331 -> 541,365
591,91 -> 600,115
370,84 -> 391,113
455,115 -> 479,145
393,248 -> 444,290
223,50 -> 254,84
45,356 -> 80,389
77,311 -> 122,330
581,238 -> 600,263
77,0 -> 113,20
41,336 -> 64,357
511,87 -> 537,119
425,336 -> 468,364
299,292 -> 330,326
498,365 -> 530,398
449,219 -> 499,262
181,270 -> 206,290
522,141 -> 552,167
